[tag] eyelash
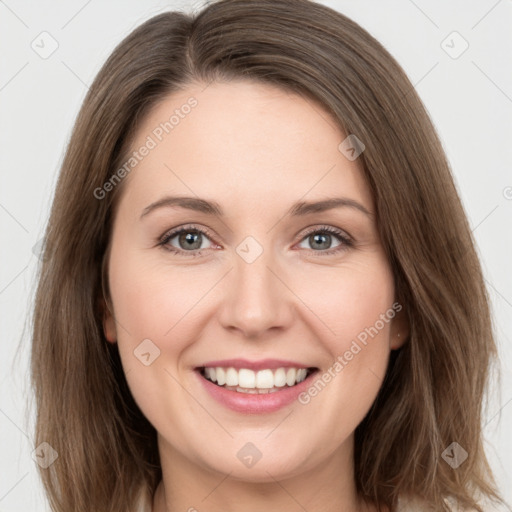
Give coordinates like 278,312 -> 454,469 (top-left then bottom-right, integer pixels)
158,223 -> 354,258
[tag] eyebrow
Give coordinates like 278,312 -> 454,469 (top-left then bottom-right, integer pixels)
140,195 -> 373,219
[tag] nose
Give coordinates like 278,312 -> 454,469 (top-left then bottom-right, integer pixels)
218,246 -> 294,339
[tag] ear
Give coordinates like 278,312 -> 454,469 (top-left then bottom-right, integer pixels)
99,297 -> 117,344
389,303 -> 409,350
99,247 -> 117,343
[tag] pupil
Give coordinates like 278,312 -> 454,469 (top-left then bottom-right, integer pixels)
180,232 -> 201,250
311,233 -> 330,250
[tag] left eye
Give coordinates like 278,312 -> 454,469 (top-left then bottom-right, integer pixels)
298,231 -> 342,251
296,226 -> 353,255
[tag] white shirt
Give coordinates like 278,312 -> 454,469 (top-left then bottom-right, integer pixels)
136,493 -> 504,511
137,496 -> 431,512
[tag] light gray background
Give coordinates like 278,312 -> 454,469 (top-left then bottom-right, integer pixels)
1,0 -> 511,510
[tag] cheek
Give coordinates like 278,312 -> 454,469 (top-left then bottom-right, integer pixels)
107,256 -> 197,427
295,256 -> 395,351
107,251 -> 215,412
297,258 -> 394,397
294,257 -> 395,424
108,248 -> 203,343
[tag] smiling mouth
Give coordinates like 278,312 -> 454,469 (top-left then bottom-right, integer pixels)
197,366 -> 319,394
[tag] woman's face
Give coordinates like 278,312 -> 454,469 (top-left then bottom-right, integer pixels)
103,80 -> 407,482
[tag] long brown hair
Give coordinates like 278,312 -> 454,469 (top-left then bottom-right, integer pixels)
30,1 -> 507,510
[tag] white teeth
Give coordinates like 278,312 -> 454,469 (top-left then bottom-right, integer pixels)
225,367 -> 238,386
296,368 -> 307,383
205,367 -> 216,381
216,367 -> 226,386
273,368 -> 287,387
238,368 -> 256,388
285,368 -> 297,386
202,366 -> 312,390
234,386 -> 280,394
255,369 -> 274,389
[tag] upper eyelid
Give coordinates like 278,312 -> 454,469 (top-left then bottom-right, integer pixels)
160,224 -> 216,243
160,223 -> 352,246
300,224 -> 351,238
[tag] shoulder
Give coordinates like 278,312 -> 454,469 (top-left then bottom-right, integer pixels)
136,503 -> 151,512
396,496 -> 459,511
396,497 -> 429,511
138,501 -> 152,512
134,492 -> 152,512
397,495 -> 507,512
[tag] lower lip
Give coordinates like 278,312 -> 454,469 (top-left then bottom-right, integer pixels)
195,369 -> 318,414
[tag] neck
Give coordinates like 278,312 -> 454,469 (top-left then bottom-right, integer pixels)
152,433 -> 375,512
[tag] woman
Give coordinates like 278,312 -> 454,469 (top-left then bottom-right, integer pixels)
30,0 -> 508,511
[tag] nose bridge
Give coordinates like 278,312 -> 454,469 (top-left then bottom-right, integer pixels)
219,236 -> 292,337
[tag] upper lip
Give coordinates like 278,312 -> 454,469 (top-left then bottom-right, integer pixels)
196,358 -> 316,371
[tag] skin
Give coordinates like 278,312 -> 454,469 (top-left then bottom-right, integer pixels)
102,80 -> 408,512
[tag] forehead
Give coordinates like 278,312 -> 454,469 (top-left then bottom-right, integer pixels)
118,80 -> 373,216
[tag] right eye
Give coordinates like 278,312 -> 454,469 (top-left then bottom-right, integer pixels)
159,224 -> 218,257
